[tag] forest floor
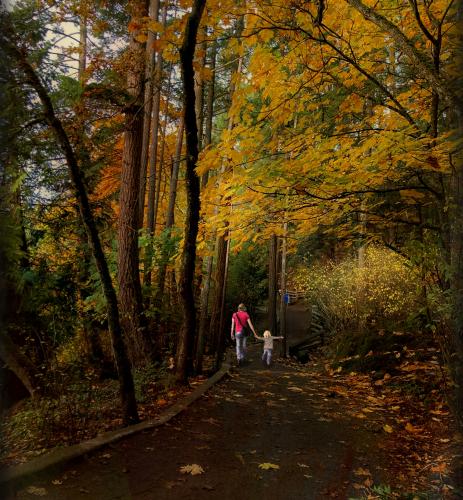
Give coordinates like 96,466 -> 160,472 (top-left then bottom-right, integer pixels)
4,314 -> 462,499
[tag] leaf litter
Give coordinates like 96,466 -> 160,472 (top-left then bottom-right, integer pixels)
179,464 -> 205,475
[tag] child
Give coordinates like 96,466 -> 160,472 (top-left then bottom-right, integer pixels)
254,330 -> 283,367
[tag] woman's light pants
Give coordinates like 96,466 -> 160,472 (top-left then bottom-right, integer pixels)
235,332 -> 247,361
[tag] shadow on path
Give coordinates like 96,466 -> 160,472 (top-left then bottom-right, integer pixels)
11,343 -> 396,500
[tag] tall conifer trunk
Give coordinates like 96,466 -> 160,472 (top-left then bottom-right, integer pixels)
138,0 -> 161,227
118,0 -> 152,364
144,0 -> 168,288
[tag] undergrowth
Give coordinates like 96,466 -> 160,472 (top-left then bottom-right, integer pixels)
0,357 -> 211,467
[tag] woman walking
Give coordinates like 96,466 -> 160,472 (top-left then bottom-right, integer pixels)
231,303 -> 257,366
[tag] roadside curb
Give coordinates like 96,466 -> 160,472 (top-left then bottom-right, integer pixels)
0,359 -> 231,489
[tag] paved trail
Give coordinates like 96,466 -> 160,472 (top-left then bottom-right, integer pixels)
10,342 -> 397,500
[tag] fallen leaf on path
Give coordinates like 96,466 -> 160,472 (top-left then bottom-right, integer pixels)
235,453 -> 245,465
180,464 -> 204,475
297,463 -> 310,468
430,409 -> 449,416
258,462 -> 280,470
405,422 -> 420,433
288,386 -> 303,392
26,486 -> 47,496
354,467 -> 371,476
266,401 -> 279,407
383,424 -> 393,433
361,408 -> 374,413
431,463 -> 447,473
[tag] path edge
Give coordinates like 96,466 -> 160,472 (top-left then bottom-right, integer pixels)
0,358 -> 232,488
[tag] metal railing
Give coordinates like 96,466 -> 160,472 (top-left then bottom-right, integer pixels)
278,290 -> 306,303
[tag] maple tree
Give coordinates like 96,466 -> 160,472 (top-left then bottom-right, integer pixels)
197,0 -> 462,422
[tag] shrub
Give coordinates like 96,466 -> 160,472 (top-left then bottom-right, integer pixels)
293,246 -> 422,346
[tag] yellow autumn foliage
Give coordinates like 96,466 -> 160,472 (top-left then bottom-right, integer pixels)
292,246 -> 422,331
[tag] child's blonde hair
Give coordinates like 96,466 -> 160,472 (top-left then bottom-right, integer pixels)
263,330 -> 271,338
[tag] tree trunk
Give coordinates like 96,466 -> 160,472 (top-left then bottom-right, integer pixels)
450,148 -> 463,427
195,250 -> 213,373
4,35 -> 139,425
76,9 -> 101,368
175,0 -> 206,383
214,235 -> 231,370
279,224 -> 288,357
268,233 -> 278,335
209,228 -> 229,356
208,19 -> 244,364
138,0 -> 161,227
156,116 -> 184,303
448,1 -> 463,428
195,38 -> 217,372
166,117 -> 184,229
195,31 -> 207,150
78,8 -> 87,83
144,0 -> 168,287
0,331 -> 37,398
153,60 -> 173,234
118,0 -> 151,365
201,37 -> 217,187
